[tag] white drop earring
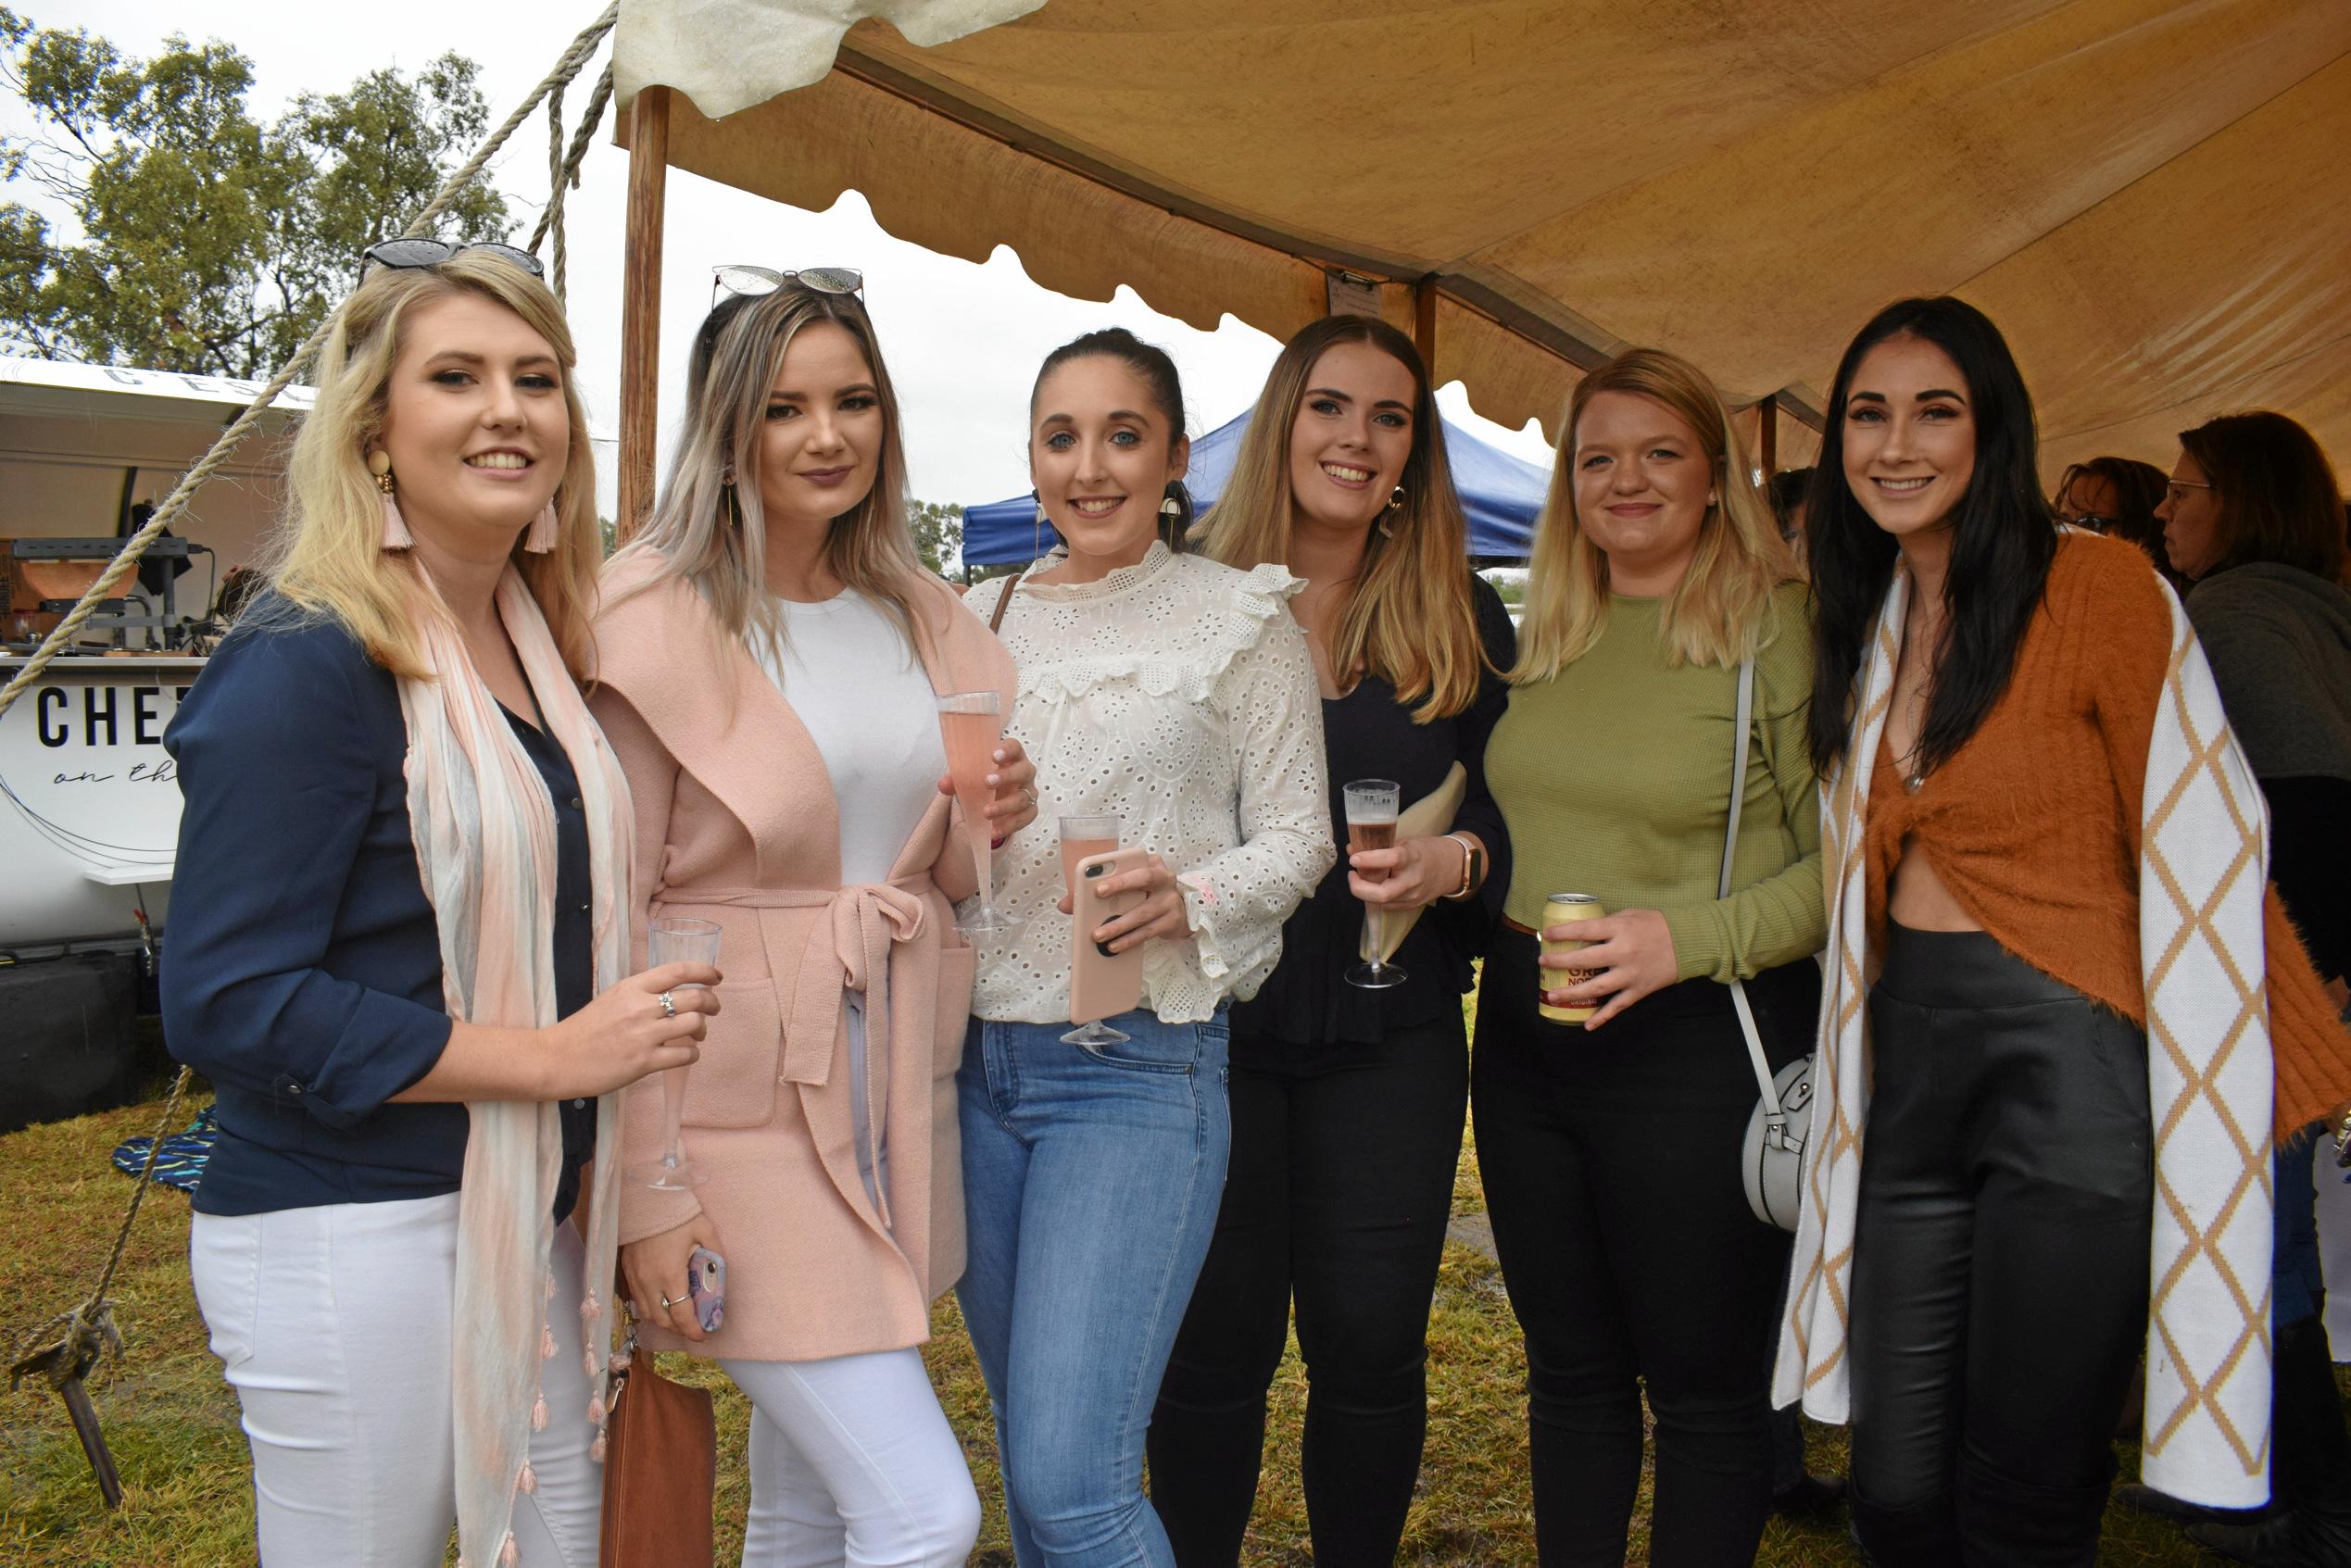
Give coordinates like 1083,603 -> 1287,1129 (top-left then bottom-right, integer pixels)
368,449 -> 412,550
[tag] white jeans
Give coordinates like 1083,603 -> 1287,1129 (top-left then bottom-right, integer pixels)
719,1348 -> 980,1568
190,1193 -> 600,1568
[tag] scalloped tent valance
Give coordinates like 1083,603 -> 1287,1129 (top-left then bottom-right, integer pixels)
611,0 -> 2351,491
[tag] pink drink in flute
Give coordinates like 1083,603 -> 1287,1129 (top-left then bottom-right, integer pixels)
628,916 -> 722,1191
938,691 -> 1023,934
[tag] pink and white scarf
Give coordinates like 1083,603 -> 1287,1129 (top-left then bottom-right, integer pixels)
396,566 -> 635,1568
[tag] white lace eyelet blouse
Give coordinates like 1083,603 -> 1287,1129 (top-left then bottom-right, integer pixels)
963,541 -> 1335,1024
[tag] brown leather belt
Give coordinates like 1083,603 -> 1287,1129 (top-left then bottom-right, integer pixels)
1501,915 -> 1540,936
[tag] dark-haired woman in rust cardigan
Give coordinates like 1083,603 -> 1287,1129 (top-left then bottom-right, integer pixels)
1783,297 -> 2350,1568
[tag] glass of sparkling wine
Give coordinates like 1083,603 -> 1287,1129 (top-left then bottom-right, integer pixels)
938,691 -> 1024,935
630,916 -> 723,1191
1343,779 -> 1407,990
1058,813 -> 1130,1047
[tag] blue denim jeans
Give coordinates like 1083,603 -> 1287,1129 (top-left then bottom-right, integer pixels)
957,1008 -> 1232,1568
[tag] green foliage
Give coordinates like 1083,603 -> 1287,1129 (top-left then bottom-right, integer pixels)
909,496 -> 963,575
0,10 -> 509,376
1479,568 -> 1526,605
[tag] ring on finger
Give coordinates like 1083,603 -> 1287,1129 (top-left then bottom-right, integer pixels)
659,1293 -> 681,1309
1019,784 -> 1038,806
658,990 -> 678,1020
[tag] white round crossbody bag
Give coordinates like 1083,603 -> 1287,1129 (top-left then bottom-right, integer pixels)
1723,654 -> 1814,1231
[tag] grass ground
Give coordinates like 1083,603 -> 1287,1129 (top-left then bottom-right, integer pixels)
0,1080 -> 2229,1566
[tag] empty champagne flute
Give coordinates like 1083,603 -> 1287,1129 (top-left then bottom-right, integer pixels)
1058,813 -> 1130,1047
628,916 -> 723,1191
938,691 -> 1024,935
1343,780 -> 1407,989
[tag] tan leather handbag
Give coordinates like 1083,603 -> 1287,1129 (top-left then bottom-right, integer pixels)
597,1304 -> 716,1568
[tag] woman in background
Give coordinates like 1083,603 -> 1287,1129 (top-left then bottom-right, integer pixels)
2053,454 -> 2177,586
2144,409 -> 2351,1568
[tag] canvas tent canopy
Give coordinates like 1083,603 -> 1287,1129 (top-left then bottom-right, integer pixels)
607,0 -> 2351,518
961,405 -> 1548,565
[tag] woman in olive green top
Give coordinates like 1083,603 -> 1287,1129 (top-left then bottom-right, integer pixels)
1476,347 -> 1825,1568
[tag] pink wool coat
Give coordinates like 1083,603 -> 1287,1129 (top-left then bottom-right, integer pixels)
590,556 -> 1015,1361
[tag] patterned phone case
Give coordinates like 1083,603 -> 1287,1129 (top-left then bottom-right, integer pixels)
686,1246 -> 725,1334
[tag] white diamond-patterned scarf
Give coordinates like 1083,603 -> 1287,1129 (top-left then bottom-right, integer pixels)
1774,562 -> 2277,1509
396,566 -> 635,1567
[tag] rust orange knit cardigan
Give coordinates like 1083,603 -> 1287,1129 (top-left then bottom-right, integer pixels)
1864,532 -> 2348,1141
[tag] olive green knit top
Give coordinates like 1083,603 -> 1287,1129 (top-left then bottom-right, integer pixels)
1486,583 -> 1826,983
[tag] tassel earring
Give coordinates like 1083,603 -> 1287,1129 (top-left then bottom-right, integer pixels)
369,449 -> 412,550
524,500 -> 559,553
1379,483 -> 1405,539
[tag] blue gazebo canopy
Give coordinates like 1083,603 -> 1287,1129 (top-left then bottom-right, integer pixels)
959,407 -> 1548,567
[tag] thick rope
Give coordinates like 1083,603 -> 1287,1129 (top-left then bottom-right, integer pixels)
529,58 -> 617,296
546,83 -> 569,302
0,1 -> 620,729
7,1064 -> 189,1377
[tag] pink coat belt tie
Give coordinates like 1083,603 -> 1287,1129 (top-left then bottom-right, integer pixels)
656,877 -> 931,1228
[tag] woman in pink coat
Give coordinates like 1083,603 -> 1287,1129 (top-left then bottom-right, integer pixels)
591,274 -> 1033,1568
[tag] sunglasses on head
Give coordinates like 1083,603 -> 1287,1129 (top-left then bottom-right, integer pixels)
710,265 -> 864,304
359,238 -> 545,283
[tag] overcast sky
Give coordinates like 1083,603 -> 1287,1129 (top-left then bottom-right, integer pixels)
15,1 -> 1556,530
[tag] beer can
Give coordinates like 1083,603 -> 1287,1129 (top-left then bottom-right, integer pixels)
1538,893 -> 1606,1024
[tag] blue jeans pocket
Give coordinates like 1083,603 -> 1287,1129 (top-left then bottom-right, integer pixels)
1075,1011 -> 1200,1074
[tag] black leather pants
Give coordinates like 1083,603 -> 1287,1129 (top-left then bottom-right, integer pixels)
1848,925 -> 2154,1568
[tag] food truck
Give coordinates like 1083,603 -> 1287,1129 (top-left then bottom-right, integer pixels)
0,358 -> 309,1126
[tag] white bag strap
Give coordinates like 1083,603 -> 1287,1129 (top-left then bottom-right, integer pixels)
1720,655 -> 1786,1130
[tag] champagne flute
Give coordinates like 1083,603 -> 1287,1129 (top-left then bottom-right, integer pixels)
1343,780 -> 1407,990
627,916 -> 723,1191
1057,813 -> 1131,1047
938,691 -> 1024,935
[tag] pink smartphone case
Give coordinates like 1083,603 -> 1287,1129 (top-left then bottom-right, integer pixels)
1069,847 -> 1148,1024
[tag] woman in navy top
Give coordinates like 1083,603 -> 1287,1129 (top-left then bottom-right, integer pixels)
1152,316 -> 1513,1566
164,247 -> 712,1568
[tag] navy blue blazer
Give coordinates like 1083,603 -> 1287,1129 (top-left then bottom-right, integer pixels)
163,599 -> 596,1219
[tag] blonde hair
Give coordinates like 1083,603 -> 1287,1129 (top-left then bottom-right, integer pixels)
609,285 -> 937,669
264,251 -> 601,680
1512,347 -> 1795,682
1200,316 -> 1488,721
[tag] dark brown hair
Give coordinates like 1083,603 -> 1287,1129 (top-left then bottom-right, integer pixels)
2177,412 -> 2348,583
1031,326 -> 1191,552
2054,456 -> 2171,579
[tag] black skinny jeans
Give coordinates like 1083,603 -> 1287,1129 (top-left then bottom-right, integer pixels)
1150,1010 -> 1468,1567
1472,927 -> 1817,1568
1847,924 -> 2154,1568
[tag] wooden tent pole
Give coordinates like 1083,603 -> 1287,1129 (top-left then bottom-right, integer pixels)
618,85 -> 672,542
1413,278 -> 1439,377
1756,391 -> 1779,477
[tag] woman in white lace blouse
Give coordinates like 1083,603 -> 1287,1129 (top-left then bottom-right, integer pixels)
958,327 -> 1332,1568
